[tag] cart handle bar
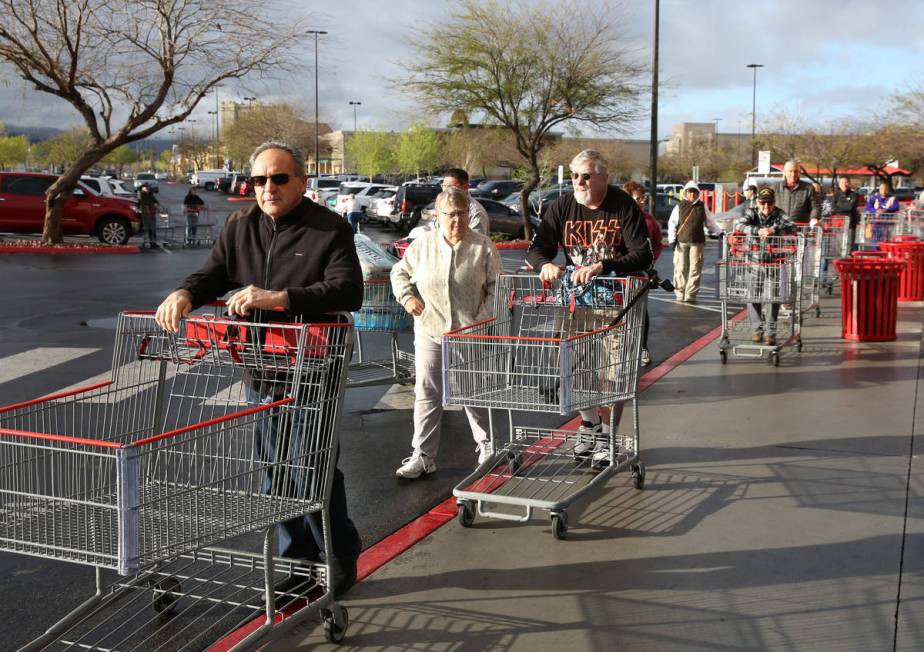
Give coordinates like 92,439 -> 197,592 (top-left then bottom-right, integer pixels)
122,310 -> 352,329
0,380 -> 113,415
0,397 -> 293,450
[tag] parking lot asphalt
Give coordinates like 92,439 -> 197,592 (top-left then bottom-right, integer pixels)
0,183 -> 735,648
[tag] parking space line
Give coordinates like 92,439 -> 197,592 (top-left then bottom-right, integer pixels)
0,348 -> 99,386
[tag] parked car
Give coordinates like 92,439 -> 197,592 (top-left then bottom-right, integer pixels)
505,185 -> 573,219
132,172 -> 159,193
388,183 -> 443,231
154,172 -> 169,180
334,182 -> 394,217
470,179 -> 523,200
368,187 -> 398,224
228,173 -> 251,195
0,172 -> 141,244
652,192 -> 679,225
80,175 -> 136,199
418,197 -> 535,239
190,170 -> 229,191
305,176 -> 345,205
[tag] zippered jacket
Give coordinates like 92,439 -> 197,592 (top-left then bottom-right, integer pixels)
178,199 -> 363,321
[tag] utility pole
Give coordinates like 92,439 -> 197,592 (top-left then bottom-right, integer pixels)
648,0 -> 660,217
746,64 -> 764,168
306,30 -> 328,175
348,100 -> 362,132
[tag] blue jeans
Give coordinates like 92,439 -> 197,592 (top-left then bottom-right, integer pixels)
247,387 -> 361,562
347,211 -> 363,233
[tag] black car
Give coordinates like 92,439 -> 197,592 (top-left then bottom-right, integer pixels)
419,198 -> 532,239
389,183 -> 443,231
217,175 -> 234,194
470,180 -> 523,200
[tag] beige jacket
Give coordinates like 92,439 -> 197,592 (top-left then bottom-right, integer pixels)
390,229 -> 502,342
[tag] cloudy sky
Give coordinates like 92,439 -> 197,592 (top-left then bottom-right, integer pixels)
0,0 -> 921,141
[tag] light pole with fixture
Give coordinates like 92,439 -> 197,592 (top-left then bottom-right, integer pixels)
746,63 -> 764,167
306,30 -> 328,175
348,100 -> 362,132
648,0 -> 660,217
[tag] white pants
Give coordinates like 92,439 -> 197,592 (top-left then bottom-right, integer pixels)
412,333 -> 490,459
673,242 -> 705,300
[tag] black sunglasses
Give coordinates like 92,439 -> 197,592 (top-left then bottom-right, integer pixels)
571,172 -> 594,181
250,173 -> 293,186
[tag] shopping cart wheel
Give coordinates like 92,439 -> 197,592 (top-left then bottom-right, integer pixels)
551,513 -> 568,540
719,350 -> 727,364
631,463 -> 646,490
151,576 -> 182,614
507,451 -> 522,474
457,500 -> 476,528
770,352 -> 780,367
321,604 -> 349,644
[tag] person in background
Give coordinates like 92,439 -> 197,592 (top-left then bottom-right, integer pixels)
742,185 -> 758,210
830,176 -> 860,248
734,186 -> 796,345
624,180 -> 662,366
866,181 -> 900,215
776,160 -> 820,224
667,181 -> 722,303
390,185 -> 502,479
182,186 -> 205,245
441,168 -> 491,237
345,192 -> 363,233
137,183 -> 160,249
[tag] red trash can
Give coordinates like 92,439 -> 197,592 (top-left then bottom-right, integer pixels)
880,241 -> 924,301
833,258 -> 906,341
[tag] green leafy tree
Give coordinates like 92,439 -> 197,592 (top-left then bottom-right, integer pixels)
404,0 -> 645,238
349,130 -> 396,180
0,0 -> 306,243
102,144 -> 139,175
396,123 -> 443,179
34,128 -> 94,171
0,133 -> 29,170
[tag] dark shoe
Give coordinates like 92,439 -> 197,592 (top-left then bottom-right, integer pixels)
764,334 -> 777,346
330,555 -> 358,599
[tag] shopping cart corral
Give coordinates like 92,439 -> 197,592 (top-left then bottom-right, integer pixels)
0,311 -> 353,650
717,233 -> 805,366
445,273 -> 648,539
157,205 -> 218,248
347,279 -> 415,388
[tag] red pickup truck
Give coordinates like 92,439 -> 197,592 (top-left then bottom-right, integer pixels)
0,172 -> 141,245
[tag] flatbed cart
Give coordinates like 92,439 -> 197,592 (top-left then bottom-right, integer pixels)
347,279 -> 415,388
819,216 -> 851,295
717,233 -> 804,366
795,224 -> 822,317
856,211 -> 903,249
0,311 -> 354,650
444,273 -> 648,540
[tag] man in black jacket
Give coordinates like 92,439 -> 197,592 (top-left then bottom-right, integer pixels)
830,176 -> 861,249
156,141 -> 363,599
527,149 -> 652,469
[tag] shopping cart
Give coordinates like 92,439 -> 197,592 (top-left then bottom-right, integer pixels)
795,224 -> 822,317
156,205 -> 217,248
904,209 -> 924,240
347,279 -> 415,388
856,212 -> 903,249
818,216 -> 851,295
0,311 -> 353,650
446,273 -> 648,539
716,233 -> 804,366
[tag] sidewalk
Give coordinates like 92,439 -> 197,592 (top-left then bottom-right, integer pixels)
271,296 -> 924,651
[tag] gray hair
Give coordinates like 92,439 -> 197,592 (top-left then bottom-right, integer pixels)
569,149 -> 609,176
783,159 -> 799,172
249,140 -> 306,173
435,185 -> 470,212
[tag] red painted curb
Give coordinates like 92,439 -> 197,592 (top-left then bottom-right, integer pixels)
210,308 -> 739,650
0,244 -> 141,254
494,240 -> 530,250
227,197 -> 255,202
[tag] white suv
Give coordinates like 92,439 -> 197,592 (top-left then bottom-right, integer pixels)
335,182 -> 394,216
133,172 -> 159,193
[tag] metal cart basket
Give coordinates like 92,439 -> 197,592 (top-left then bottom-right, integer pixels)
819,216 -> 851,295
347,279 -> 415,388
157,205 -> 217,248
795,225 -> 822,317
717,233 -> 805,366
856,212 -> 903,249
446,273 -> 648,539
0,311 -> 353,650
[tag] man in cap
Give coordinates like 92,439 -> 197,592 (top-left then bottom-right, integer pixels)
734,187 -> 796,345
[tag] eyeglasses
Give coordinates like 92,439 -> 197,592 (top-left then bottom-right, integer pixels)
439,210 -> 468,219
571,172 -> 594,182
757,199 -> 773,205
249,173 -> 293,186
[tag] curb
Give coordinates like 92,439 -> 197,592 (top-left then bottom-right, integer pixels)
494,240 -> 530,250
227,197 -> 255,202
0,244 -> 141,254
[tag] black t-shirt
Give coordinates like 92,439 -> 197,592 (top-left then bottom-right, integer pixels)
526,185 -> 652,274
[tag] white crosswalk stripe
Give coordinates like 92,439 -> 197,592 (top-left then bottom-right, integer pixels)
0,348 -> 99,386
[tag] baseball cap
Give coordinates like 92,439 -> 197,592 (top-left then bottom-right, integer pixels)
757,187 -> 775,202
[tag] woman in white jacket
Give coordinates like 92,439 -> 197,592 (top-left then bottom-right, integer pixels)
390,186 -> 502,480
667,181 -> 723,302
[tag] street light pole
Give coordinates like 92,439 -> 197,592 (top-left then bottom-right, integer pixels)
348,100 -> 361,132
306,30 -> 328,175
746,63 -> 764,168
648,0 -> 660,218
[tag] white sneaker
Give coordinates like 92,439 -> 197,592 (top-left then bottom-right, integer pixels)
395,452 -> 436,479
573,421 -> 602,458
476,441 -> 494,465
640,348 -> 652,366
591,444 -> 612,470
